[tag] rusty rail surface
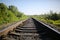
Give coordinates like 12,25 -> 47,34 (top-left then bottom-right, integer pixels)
0,19 -> 27,36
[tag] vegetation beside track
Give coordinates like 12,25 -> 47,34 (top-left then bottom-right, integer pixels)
32,11 -> 60,31
0,3 -> 28,30
0,3 -> 60,31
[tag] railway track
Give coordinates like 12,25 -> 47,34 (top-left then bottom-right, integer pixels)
0,18 -> 60,40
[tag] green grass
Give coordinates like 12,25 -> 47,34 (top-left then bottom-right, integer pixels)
32,16 -> 60,27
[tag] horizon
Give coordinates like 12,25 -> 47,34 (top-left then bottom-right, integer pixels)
0,0 -> 60,15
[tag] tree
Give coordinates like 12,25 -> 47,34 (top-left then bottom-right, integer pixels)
9,5 -> 24,18
51,13 -> 59,20
0,3 -> 18,24
46,11 -> 59,20
0,3 -> 26,25
9,5 -> 18,16
0,3 -> 8,16
17,12 -> 23,17
0,3 -> 8,23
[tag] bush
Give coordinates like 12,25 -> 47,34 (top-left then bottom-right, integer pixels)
0,3 -> 27,25
53,20 -> 60,26
46,20 -> 54,24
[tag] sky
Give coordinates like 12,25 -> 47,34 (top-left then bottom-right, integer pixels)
0,0 -> 60,15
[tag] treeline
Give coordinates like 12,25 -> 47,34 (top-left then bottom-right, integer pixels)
0,3 -> 27,25
45,11 -> 60,20
32,11 -> 60,27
